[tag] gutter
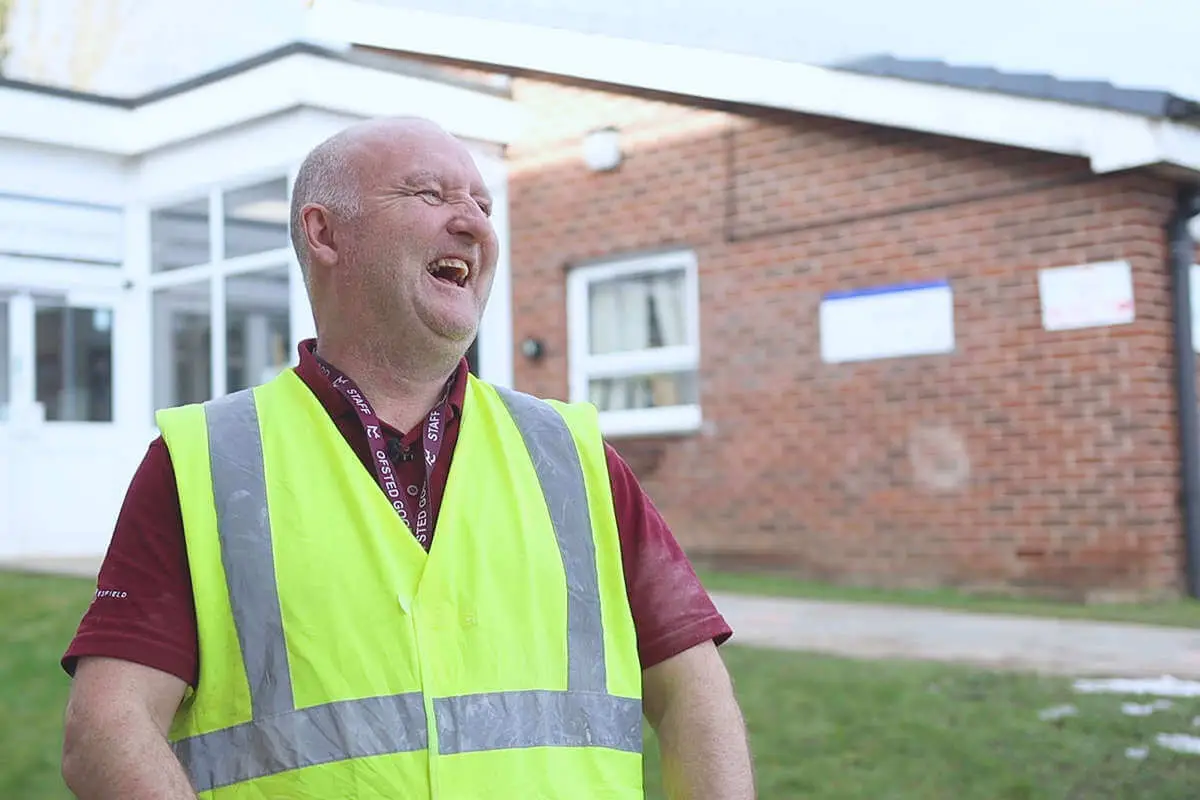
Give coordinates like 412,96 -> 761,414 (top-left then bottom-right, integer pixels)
1169,184 -> 1200,598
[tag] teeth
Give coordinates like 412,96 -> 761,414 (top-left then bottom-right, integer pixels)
427,258 -> 470,286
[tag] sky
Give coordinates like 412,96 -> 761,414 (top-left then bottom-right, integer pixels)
3,0 -> 1199,101
371,0 -> 1200,100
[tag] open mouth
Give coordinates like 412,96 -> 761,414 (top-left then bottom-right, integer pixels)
427,257 -> 470,288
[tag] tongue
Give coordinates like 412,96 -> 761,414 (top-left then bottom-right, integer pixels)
433,263 -> 471,285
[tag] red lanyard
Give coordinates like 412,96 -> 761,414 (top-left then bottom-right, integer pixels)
314,355 -> 451,548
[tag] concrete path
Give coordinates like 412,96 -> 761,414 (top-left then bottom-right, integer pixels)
712,592 -> 1200,679
6,556 -> 1200,678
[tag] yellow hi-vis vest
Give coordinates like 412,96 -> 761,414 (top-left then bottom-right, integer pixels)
155,369 -> 644,799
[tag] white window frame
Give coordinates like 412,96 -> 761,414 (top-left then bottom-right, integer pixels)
567,249 -> 702,438
145,172 -> 296,409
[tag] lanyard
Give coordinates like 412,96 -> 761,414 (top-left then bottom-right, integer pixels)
314,355 -> 451,548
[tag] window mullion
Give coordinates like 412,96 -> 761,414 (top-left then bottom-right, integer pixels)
210,191 -> 227,399
8,292 -> 35,422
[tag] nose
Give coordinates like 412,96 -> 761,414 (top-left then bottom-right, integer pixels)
447,199 -> 493,244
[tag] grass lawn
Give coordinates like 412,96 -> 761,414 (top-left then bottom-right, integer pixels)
645,648 -> 1199,799
4,570 -> 1198,799
698,568 -> 1200,629
1,571 -> 94,799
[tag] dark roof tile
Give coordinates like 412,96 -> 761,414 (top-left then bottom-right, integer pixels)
836,55 -> 1200,121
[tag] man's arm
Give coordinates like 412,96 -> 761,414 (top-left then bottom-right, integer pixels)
62,657 -> 196,799
59,438 -> 203,797
643,640 -> 755,799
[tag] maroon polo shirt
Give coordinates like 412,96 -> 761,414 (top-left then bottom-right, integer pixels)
63,340 -> 731,686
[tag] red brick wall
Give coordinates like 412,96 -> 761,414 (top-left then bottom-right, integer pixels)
506,79 -> 1197,600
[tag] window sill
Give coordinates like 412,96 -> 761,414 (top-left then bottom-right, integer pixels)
597,404 -> 702,440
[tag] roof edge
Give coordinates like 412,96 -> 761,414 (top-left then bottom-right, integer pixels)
0,40 -> 509,108
834,54 -> 1200,123
302,0 -> 1200,182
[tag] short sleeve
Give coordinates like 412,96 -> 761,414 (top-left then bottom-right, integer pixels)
61,438 -> 200,686
605,443 -> 732,669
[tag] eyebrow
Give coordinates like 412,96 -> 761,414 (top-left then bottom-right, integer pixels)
400,169 -> 441,186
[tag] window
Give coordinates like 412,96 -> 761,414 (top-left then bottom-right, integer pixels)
151,198 -> 211,272
567,250 -> 701,437
150,178 -> 290,271
223,179 -> 290,260
152,282 -> 212,409
34,303 -> 114,422
226,266 -> 291,393
147,176 -> 295,413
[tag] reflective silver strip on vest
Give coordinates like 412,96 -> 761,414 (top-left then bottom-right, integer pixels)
435,689 -> 643,754
493,386 -> 607,693
203,390 -> 293,719
174,385 -> 640,790
174,693 -> 428,793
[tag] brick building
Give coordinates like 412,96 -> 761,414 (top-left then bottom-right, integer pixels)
324,0 -> 1200,600
498,68 -> 1200,602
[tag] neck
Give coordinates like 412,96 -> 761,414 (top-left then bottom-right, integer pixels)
314,334 -> 458,433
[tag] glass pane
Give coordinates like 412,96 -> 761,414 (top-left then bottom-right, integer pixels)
34,304 -> 114,422
226,266 -> 292,393
0,299 -> 9,420
588,268 -> 688,355
151,197 -> 210,272
153,282 -> 211,410
224,178 -> 290,260
588,370 -> 698,412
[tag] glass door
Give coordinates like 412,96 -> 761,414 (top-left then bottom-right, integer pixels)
34,298 -> 114,423
0,289 -> 117,426
0,287 -> 122,561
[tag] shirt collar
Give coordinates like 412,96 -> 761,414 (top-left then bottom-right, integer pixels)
292,338 -> 468,439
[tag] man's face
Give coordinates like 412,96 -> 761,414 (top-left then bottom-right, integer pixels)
340,124 -> 499,350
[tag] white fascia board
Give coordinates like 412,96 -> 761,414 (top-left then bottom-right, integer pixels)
305,0 -> 1200,182
0,53 -> 523,156
120,55 -> 312,154
0,88 -> 129,150
1094,118 -> 1200,177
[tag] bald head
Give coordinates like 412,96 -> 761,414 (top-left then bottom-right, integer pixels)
289,114 -> 498,370
288,116 -> 458,282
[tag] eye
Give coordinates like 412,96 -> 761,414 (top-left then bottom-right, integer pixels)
477,199 -> 493,217
417,189 -> 443,202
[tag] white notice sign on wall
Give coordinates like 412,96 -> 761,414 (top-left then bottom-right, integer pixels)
1038,260 -> 1135,331
1191,264 -> 1200,352
820,280 -> 956,364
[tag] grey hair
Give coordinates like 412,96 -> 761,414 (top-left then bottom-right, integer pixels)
289,131 -> 365,286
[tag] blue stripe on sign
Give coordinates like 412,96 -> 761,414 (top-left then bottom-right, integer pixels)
823,279 -> 950,302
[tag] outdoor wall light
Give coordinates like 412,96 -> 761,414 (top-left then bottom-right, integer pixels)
582,126 -> 622,172
521,337 -> 546,361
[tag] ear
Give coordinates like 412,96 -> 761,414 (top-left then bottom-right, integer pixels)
300,204 -> 339,269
